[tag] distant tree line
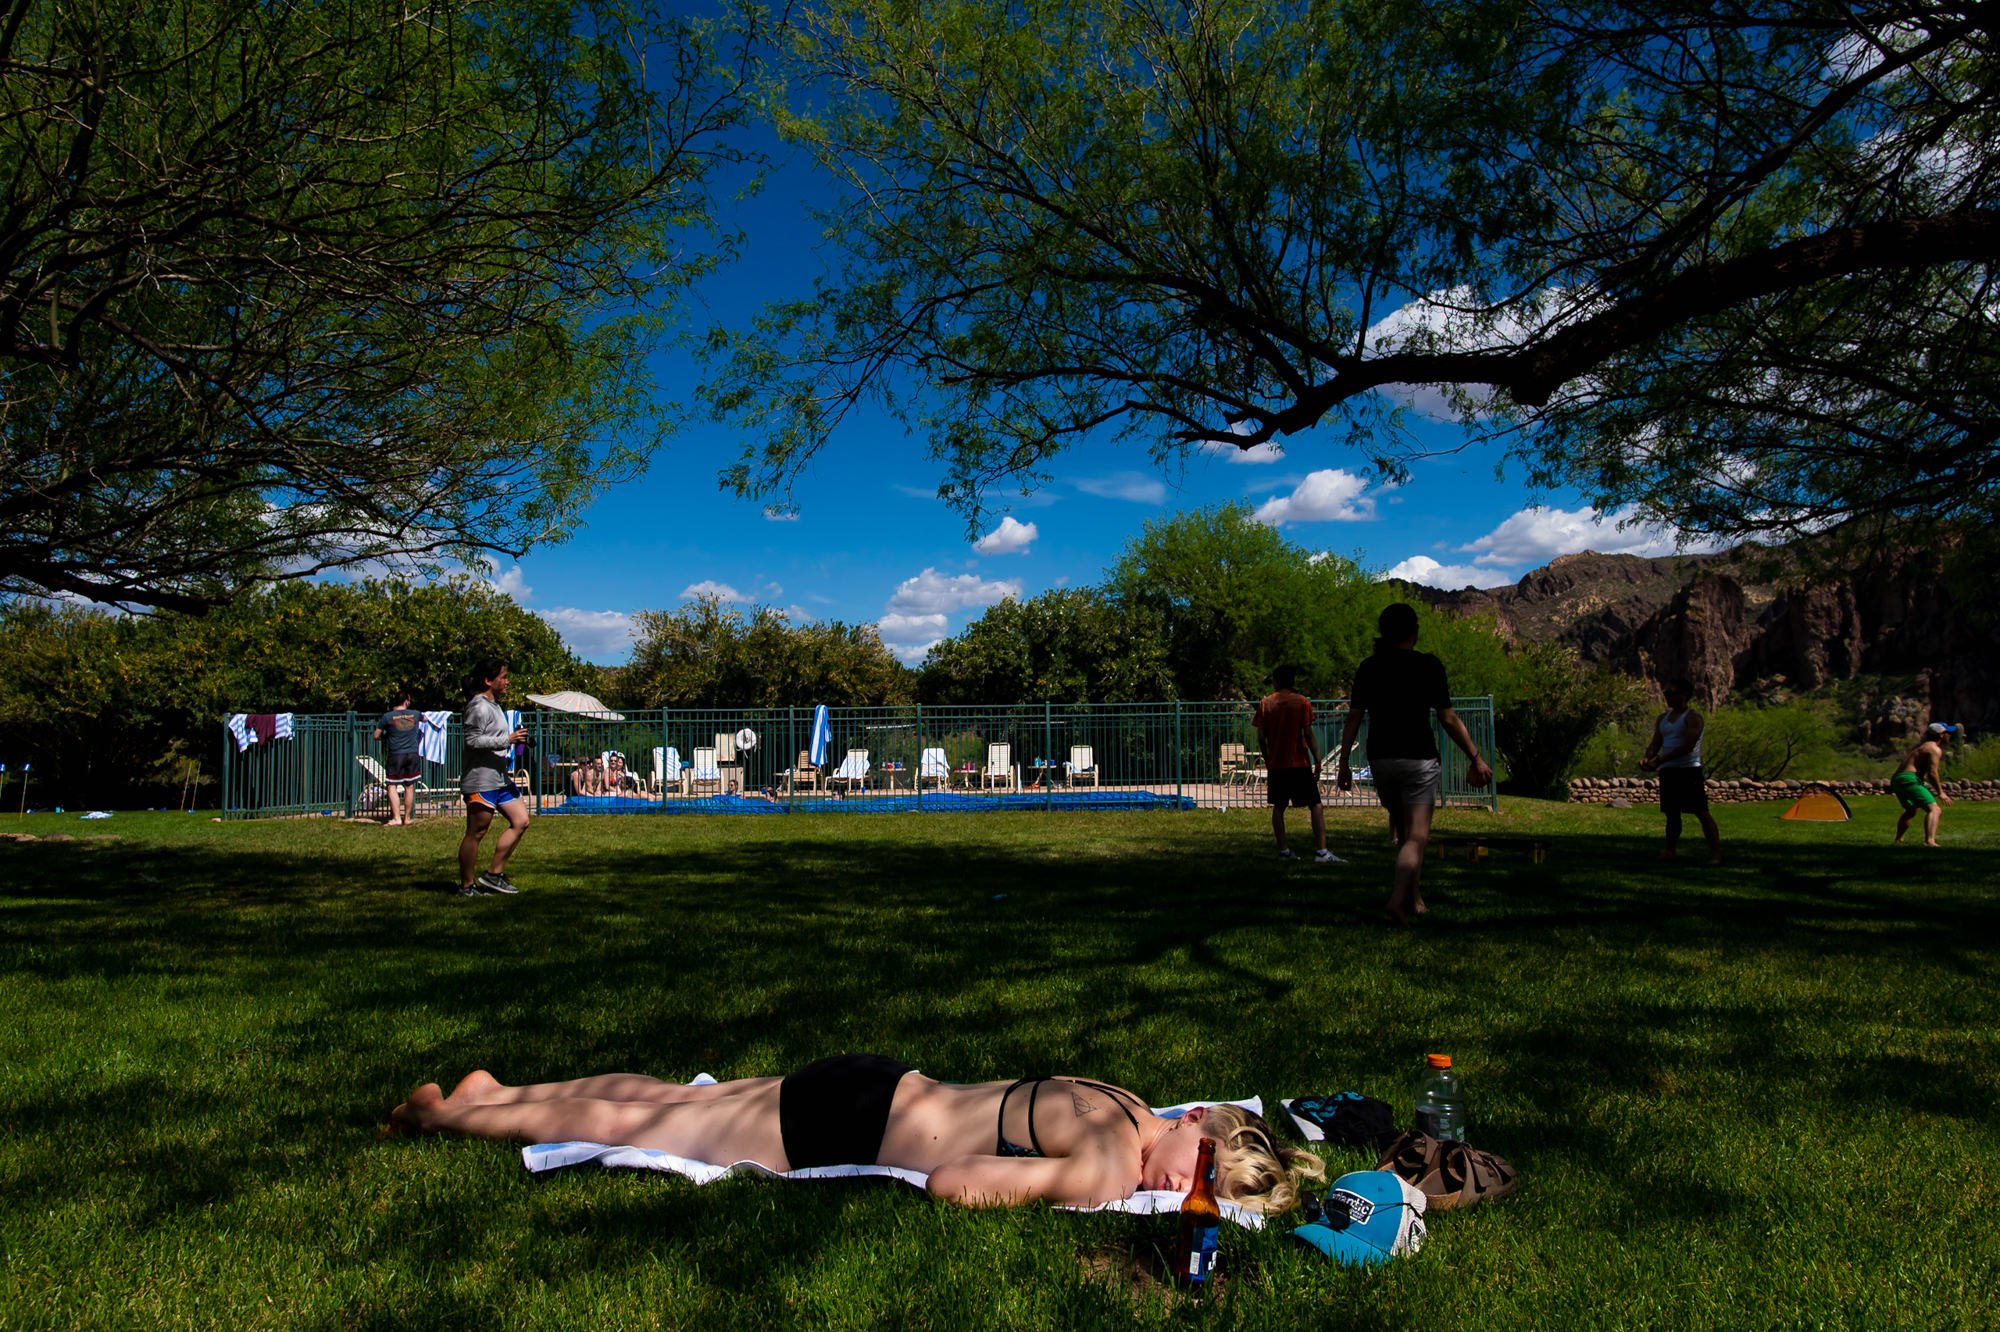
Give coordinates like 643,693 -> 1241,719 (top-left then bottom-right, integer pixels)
0,581 -> 584,807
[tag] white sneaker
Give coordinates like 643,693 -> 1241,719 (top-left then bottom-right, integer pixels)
1277,848 -> 1298,860
1314,848 -> 1343,864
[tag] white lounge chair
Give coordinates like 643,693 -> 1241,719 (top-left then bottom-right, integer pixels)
829,748 -> 870,792
653,747 -> 684,796
918,747 -> 951,789
690,746 -> 722,794
1067,745 -> 1098,787
983,743 -> 1017,791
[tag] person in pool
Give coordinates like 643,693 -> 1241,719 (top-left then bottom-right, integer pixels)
387,1054 -> 1323,1212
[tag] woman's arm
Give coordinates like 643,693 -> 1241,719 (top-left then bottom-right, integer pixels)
926,1147 -> 1135,1209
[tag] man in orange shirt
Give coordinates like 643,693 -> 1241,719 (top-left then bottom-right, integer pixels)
1255,665 -> 1340,863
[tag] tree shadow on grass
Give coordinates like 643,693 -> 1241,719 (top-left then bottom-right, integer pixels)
5,818 -> 1996,1279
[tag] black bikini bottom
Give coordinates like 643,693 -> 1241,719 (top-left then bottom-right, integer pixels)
778,1053 -> 914,1169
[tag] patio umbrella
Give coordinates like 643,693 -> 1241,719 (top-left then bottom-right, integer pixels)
809,705 -> 831,767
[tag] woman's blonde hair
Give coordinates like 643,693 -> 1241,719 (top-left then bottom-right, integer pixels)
1202,1103 -> 1326,1215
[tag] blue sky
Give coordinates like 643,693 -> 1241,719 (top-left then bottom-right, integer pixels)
501,151 -> 1708,667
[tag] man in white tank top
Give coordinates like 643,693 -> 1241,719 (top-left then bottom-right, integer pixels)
1638,678 -> 1722,864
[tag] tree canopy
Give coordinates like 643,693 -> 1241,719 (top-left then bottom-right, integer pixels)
622,596 -> 913,708
916,587 -> 1173,703
709,0 -> 1999,539
0,0 -> 752,611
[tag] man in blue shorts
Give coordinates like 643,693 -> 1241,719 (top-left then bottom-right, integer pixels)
458,658 -> 530,896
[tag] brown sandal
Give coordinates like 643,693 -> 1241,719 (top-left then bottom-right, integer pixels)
1428,1141 -> 1519,1210
1376,1132 -> 1519,1211
1375,1130 -> 1446,1197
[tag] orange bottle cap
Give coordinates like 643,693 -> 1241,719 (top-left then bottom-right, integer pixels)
1426,1053 -> 1452,1068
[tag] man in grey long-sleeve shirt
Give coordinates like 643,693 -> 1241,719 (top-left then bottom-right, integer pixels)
457,658 -> 530,896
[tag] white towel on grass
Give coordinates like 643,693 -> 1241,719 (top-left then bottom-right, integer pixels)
522,1078 -> 1266,1229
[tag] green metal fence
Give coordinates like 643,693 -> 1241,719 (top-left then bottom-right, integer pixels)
220,699 -> 1498,819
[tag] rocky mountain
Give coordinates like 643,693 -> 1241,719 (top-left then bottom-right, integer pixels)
1418,540 -> 1994,738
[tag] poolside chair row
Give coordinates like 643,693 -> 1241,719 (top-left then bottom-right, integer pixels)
780,743 -> 1101,793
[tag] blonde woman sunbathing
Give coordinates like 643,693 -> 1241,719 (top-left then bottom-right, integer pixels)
388,1053 -> 1323,1213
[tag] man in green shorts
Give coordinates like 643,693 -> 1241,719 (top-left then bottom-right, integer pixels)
1892,722 -> 1958,846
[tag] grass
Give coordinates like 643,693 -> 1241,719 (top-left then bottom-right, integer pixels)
2,799 -> 1996,1329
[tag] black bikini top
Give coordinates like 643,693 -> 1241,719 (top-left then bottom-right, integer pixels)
996,1077 -> 1145,1158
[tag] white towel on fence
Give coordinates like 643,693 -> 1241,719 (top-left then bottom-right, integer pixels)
273,713 -> 295,740
418,711 -> 452,765
226,715 -> 253,752
520,1079 -> 1265,1229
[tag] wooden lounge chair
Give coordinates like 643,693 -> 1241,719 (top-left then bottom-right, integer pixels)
1220,742 -> 1250,785
786,750 -> 821,794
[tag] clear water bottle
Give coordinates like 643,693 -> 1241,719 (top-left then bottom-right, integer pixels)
1414,1053 -> 1466,1141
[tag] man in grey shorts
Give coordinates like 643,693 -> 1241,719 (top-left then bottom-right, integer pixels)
1336,603 -> 1492,926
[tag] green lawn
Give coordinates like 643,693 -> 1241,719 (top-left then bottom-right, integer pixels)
3,799 -> 1995,1329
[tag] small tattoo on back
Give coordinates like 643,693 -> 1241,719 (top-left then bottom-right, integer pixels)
1071,1091 -> 1099,1117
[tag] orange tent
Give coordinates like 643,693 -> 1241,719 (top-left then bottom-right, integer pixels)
1780,785 -> 1851,822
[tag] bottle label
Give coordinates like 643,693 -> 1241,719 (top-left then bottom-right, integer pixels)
1184,1225 -> 1220,1282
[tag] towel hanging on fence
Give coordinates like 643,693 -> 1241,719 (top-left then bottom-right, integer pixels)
226,714 -> 254,752
418,711 -> 453,765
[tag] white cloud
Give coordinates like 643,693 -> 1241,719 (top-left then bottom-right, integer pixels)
679,579 -> 745,602
877,611 -> 948,640
1458,505 -> 1726,567
884,567 -> 1022,616
536,608 -> 638,662
1252,469 -> 1378,525
1075,472 -> 1168,504
972,516 -> 1039,555
486,565 -> 532,601
1362,285 -> 1610,420
1196,438 -> 1286,464
877,567 -> 1022,665
1379,555 -> 1515,591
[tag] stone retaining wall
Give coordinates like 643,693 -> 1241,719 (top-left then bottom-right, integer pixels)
1564,776 -> 2000,804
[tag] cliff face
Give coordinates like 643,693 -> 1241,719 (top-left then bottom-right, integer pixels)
1424,543 -> 1993,736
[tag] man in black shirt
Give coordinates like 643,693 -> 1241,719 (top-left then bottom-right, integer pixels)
1336,603 -> 1492,925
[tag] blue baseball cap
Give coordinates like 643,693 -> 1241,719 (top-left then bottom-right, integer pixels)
1292,1170 -> 1428,1267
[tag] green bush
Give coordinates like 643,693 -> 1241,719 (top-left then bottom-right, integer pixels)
1492,643 -> 1651,797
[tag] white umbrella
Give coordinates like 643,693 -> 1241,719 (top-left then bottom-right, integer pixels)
523,691 -> 625,721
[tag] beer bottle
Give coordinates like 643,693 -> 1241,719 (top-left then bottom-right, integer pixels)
1172,1135 -> 1221,1289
